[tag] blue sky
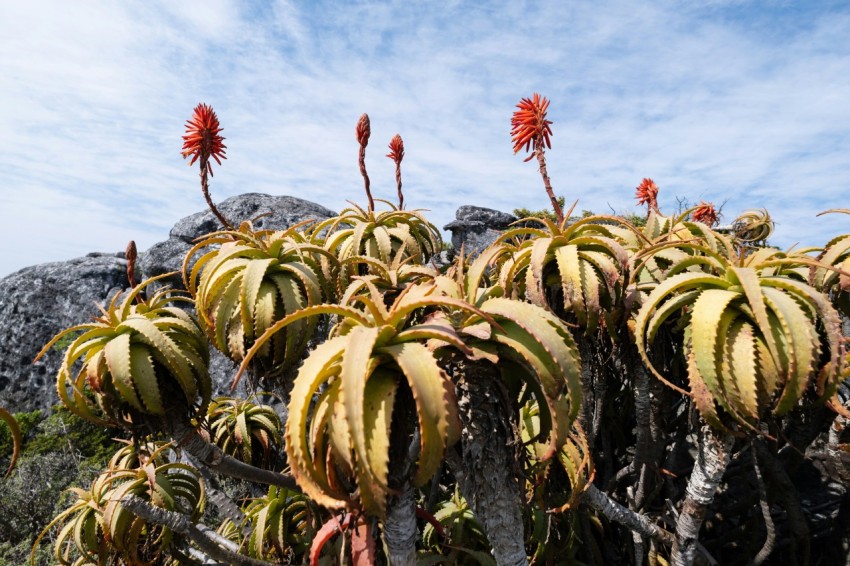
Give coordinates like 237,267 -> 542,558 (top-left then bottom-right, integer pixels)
2,1 -> 850,277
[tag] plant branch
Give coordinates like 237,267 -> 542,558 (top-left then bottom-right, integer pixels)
750,444 -> 776,566
671,425 -> 734,566
169,419 -> 298,491
581,483 -> 674,547
121,495 -> 273,566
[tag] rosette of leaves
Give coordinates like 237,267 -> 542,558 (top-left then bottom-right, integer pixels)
732,208 -> 774,246
184,221 -> 332,380
811,209 -> 850,316
420,489 -> 495,565
207,395 -> 283,467
431,250 -> 584,461
34,442 -> 205,565
311,200 -> 442,292
616,208 -> 736,292
338,245 -> 439,307
519,401 -> 594,514
234,282 -> 487,518
242,486 -> 316,562
101,449 -> 205,564
634,254 -> 844,431
35,273 -> 211,429
494,214 -> 631,334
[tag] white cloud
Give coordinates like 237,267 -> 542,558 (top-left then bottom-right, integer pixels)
1,0 -> 849,277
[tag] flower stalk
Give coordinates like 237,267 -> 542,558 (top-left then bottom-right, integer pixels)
511,93 -> 564,225
125,240 -> 137,289
387,134 -> 405,209
356,113 -> 375,213
182,103 -> 233,230
635,178 -> 659,217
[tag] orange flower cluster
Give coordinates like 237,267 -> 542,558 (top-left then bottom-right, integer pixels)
692,201 -> 719,226
181,103 -> 227,176
386,134 -> 404,163
510,93 -> 552,160
635,178 -> 659,210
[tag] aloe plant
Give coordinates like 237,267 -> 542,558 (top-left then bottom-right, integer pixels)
241,486 -> 316,562
207,395 -> 283,468
184,221 -> 332,381
312,201 -> 442,293
420,489 -> 495,565
34,442 -> 205,565
35,273 -> 211,429
494,212 -> 632,334
634,254 -> 843,431
234,282 -> 474,518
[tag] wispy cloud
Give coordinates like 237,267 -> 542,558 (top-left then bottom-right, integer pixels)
1,0 -> 849,276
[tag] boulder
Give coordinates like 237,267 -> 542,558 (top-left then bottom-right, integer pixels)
443,205 -> 517,260
0,194 -> 336,413
140,193 -> 336,287
0,255 -> 128,412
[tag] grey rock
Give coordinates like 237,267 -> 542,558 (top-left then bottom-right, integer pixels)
444,205 -> 517,260
141,193 -> 336,289
0,193 -> 337,414
0,255 -> 128,412
169,193 -> 336,243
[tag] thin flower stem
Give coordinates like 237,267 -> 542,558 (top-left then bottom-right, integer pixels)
200,156 -> 233,230
535,148 -> 564,225
395,161 -> 404,210
359,145 -> 374,213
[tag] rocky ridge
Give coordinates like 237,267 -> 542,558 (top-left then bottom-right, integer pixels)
0,194 -> 509,412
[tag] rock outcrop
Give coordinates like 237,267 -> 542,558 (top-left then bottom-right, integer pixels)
0,255 -> 129,413
0,195 -> 516,413
443,205 -> 517,260
140,193 -> 336,288
0,194 -> 336,413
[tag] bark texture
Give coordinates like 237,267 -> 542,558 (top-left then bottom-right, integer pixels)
581,484 -> 674,547
447,359 -> 528,566
383,482 -> 418,566
168,419 -> 298,490
121,495 -> 273,566
671,425 -> 734,566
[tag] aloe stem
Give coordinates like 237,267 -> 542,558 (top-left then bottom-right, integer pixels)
751,445 -> 776,566
359,145 -> 374,213
121,496 -> 273,566
383,482 -> 417,566
169,419 -> 298,491
581,484 -> 674,547
535,148 -> 564,225
199,155 -> 233,230
446,358 -> 528,566
670,425 -> 734,566
753,440 -> 810,564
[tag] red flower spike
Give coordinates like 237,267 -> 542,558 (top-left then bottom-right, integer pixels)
356,113 -> 371,148
387,134 -> 405,209
386,134 -> 404,163
510,92 -> 553,157
181,103 -> 227,176
635,178 -> 659,211
510,93 -> 563,224
692,201 -> 719,227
